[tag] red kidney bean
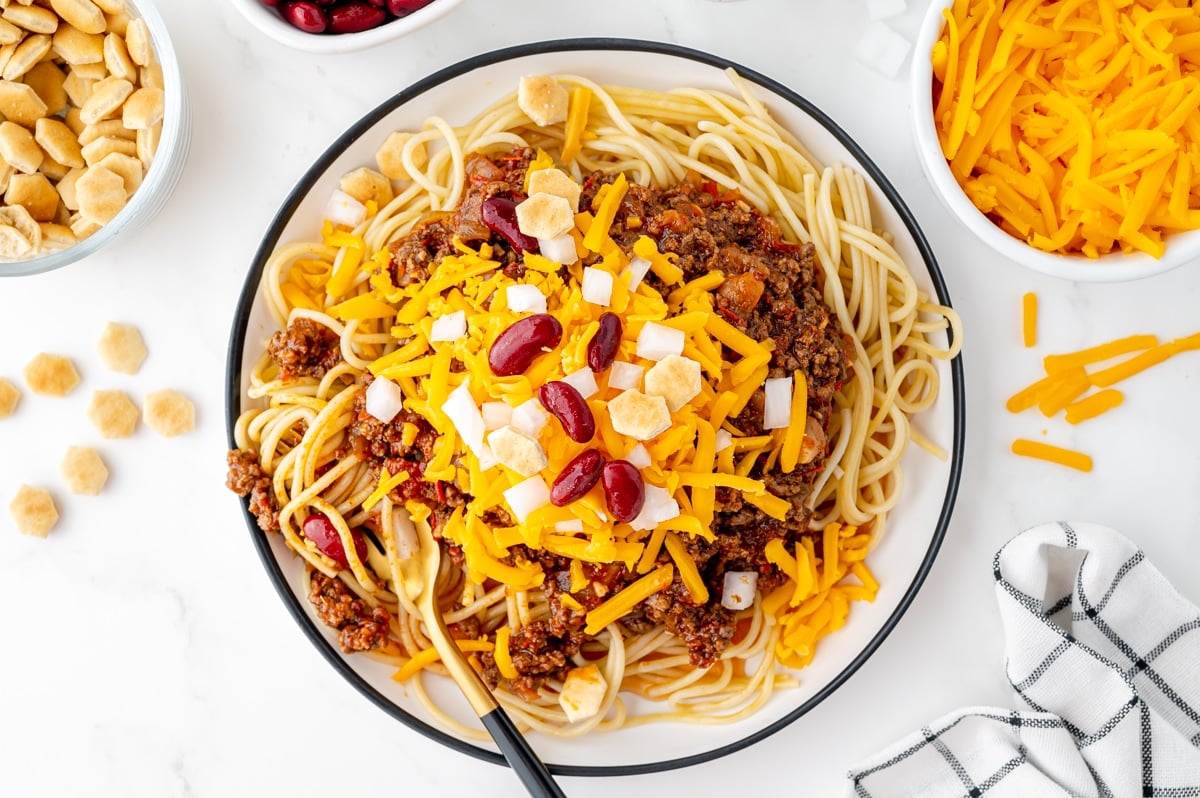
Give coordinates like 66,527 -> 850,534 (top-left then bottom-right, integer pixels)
365,0 -> 386,7
538,381 -> 596,443
261,0 -> 284,6
550,450 -> 605,507
388,0 -> 434,14
302,513 -> 368,570
481,196 -> 539,254
282,1 -> 327,32
489,314 -> 562,376
601,460 -> 645,523
328,2 -> 387,32
587,312 -> 622,372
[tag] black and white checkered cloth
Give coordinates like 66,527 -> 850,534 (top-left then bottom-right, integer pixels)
848,521 -> 1200,796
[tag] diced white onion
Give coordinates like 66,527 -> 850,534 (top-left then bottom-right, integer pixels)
441,382 -> 486,456
364,376 -> 404,423
624,443 -> 651,469
581,266 -> 614,307
636,322 -> 685,361
555,519 -> 584,533
867,0 -> 906,20
481,401 -> 513,431
561,367 -> 598,399
391,507 -> 419,561
763,376 -> 793,430
476,443 -> 499,472
506,284 -> 548,314
721,571 -> 758,611
504,476 -> 551,523
511,398 -> 548,437
607,361 -> 643,391
429,310 -> 466,342
714,429 -> 733,453
325,189 -> 366,228
626,256 -> 652,290
853,22 -> 911,79
537,234 -> 578,265
631,484 -> 680,531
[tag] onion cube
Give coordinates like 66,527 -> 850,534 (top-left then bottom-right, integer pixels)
624,443 -> 651,469
558,664 -> 607,723
325,189 -> 367,229
365,376 -> 404,423
607,361 -> 643,391
867,0 -> 906,20
476,443 -> 499,472
506,284 -> 548,314
555,519 -> 584,533
442,382 -> 486,456
511,398 -> 549,437
714,429 -> 733,453
625,256 -> 652,290
854,23 -> 911,79
763,376 -> 793,430
429,310 -> 466,342
538,234 -> 579,265
481,401 -> 513,431
581,267 -> 614,307
635,322 -> 685,361
503,475 -> 551,523
630,484 -> 679,531
721,571 -> 758,610
561,367 -> 599,399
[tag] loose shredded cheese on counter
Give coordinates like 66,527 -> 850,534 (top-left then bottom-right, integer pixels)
1011,439 -> 1093,472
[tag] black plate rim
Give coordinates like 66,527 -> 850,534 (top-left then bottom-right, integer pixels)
224,36 -> 966,778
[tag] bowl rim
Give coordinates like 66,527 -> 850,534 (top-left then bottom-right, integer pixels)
229,0 -> 466,55
911,0 -> 1200,283
0,0 -> 187,279
224,37 -> 967,776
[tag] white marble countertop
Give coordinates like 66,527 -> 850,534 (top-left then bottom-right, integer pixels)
2,1 -> 1199,795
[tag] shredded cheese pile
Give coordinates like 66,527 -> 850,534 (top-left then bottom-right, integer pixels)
308,158 -> 855,638
1007,298 -> 1200,470
933,0 -> 1200,258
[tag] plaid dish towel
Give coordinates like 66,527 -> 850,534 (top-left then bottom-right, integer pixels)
848,521 -> 1200,797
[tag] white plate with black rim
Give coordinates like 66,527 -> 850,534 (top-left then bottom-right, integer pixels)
224,38 -> 966,776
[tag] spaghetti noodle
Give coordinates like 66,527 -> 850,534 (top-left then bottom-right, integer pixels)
228,70 -> 961,739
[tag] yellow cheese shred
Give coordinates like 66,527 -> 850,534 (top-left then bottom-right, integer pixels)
560,86 -> 592,163
584,565 -> 674,635
1022,292 -> 1037,347
664,533 -> 709,604
493,625 -> 518,680
1064,389 -> 1124,424
1011,439 -> 1093,472
392,638 -> 496,683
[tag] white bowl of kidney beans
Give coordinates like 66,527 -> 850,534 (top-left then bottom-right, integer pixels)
232,0 -> 463,53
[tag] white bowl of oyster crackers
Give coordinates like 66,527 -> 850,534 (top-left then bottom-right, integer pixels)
0,0 -> 189,277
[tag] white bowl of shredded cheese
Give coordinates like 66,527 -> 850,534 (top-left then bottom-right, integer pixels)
912,0 -> 1200,283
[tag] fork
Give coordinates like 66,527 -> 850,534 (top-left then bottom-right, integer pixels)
397,515 -> 566,798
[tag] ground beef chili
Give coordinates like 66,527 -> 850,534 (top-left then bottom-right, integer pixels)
308,571 -> 392,653
266,317 -> 342,380
233,145 -> 854,690
225,449 -> 279,533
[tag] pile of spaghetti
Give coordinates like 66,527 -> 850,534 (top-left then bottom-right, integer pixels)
227,70 -> 961,738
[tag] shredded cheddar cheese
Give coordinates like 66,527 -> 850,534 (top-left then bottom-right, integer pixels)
762,523 -> 877,669
1021,292 -> 1037,347
1011,439 -> 1093,472
933,0 -> 1200,257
